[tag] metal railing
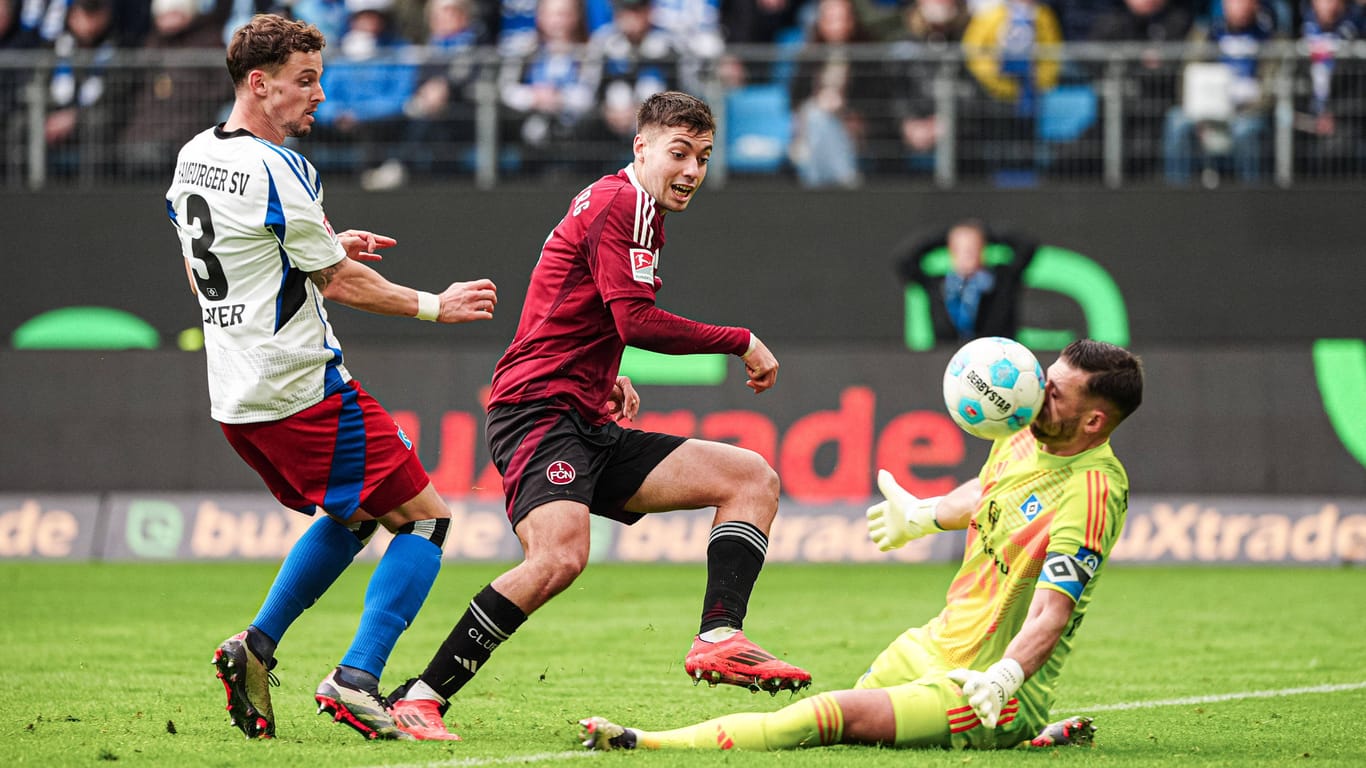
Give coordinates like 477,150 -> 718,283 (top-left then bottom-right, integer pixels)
4,40 -> 1366,189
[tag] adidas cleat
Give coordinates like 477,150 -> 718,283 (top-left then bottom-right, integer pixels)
212,631 -> 278,739
315,668 -> 411,741
684,631 -> 811,695
579,716 -> 637,750
389,698 -> 461,741
1030,715 -> 1096,747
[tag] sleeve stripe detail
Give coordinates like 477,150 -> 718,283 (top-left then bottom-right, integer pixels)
632,186 -> 655,249
257,138 -> 317,202
1085,470 -> 1109,550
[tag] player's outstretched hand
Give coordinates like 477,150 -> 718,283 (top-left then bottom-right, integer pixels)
437,279 -> 498,323
946,659 -> 1024,729
742,335 -> 778,394
606,375 -> 640,423
337,229 -> 396,262
866,469 -> 943,551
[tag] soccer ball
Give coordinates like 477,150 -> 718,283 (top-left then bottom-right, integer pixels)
942,337 -> 1046,441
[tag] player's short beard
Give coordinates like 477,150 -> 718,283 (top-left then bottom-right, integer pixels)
284,121 -> 312,138
1031,412 -> 1079,445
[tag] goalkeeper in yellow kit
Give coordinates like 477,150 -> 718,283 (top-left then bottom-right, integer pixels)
578,339 -> 1143,752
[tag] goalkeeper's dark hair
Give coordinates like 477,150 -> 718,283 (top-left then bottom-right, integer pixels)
1060,339 -> 1143,423
226,14 -> 325,87
637,91 -> 715,137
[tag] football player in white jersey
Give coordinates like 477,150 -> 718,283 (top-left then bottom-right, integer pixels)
166,13 -> 497,742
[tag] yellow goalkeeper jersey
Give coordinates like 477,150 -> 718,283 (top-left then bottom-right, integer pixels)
926,428 -> 1129,725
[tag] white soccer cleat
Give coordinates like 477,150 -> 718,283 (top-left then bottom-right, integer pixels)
578,716 -> 637,750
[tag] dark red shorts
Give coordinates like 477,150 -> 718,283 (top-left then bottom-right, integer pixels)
221,380 -> 430,521
486,399 -> 685,528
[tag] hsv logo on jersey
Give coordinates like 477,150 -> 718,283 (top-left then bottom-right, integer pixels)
546,460 -> 576,485
630,248 -> 657,284
1019,493 -> 1044,521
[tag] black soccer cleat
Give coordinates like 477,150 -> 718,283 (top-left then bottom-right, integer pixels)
212,631 -> 279,739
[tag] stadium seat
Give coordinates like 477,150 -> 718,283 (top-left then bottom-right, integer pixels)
767,25 -> 807,86
902,244 -> 1129,352
723,84 -> 793,175
1036,84 -> 1098,144
11,306 -> 160,350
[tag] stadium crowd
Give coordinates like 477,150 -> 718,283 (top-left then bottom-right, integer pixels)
3,0 -> 1365,185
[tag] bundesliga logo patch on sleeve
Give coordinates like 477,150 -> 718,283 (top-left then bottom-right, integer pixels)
630,249 -> 657,284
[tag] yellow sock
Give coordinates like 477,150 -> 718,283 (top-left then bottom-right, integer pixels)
637,693 -> 845,751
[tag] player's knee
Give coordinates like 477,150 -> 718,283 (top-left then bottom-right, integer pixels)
730,450 -> 780,508
528,546 -> 587,594
394,518 -> 452,549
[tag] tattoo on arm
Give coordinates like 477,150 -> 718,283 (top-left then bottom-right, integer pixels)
309,264 -> 341,291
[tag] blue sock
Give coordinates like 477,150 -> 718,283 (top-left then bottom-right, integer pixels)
340,532 -> 442,678
251,516 -> 365,648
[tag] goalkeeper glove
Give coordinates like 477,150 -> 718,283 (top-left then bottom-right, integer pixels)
946,658 -> 1025,729
865,469 -> 944,551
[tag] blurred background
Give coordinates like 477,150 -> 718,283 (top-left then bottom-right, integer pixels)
2,0 -> 1364,566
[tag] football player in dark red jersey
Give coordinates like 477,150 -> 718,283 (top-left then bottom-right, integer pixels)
384,91 -> 810,741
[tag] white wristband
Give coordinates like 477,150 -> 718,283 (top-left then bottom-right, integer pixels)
415,291 -> 440,322
742,333 -> 758,359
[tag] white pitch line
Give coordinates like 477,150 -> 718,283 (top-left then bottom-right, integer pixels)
368,750 -> 596,768
1068,680 -> 1366,713
361,681 -> 1366,768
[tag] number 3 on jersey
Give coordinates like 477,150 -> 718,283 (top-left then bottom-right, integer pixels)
183,193 -> 229,301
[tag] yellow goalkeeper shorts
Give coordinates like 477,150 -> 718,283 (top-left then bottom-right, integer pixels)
854,626 -> 1035,750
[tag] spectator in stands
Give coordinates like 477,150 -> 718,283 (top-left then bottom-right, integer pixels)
361,0 -> 486,187
721,0 -> 802,45
590,0 -> 683,93
221,0 -> 293,46
498,0 -> 540,53
291,0 -> 352,47
14,0 -> 67,47
117,0 -> 229,178
498,0 -> 600,175
1047,0 -> 1117,42
894,218 -> 1037,345
578,0 -> 685,159
651,0 -> 724,58
959,0 -> 1063,177
309,0 -> 419,185
888,0 -> 970,164
1087,0 -> 1194,178
14,0 -> 147,47
962,0 -> 1062,113
1162,0 -> 1279,185
787,0 -> 891,187
1294,0 -> 1366,176
44,0 -> 131,178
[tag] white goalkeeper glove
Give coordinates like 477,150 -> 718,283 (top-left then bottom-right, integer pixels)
946,658 -> 1025,729
865,469 -> 944,551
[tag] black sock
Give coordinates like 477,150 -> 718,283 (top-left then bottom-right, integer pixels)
245,625 -> 277,666
419,584 -> 527,701
699,521 -> 768,634
335,664 -> 379,691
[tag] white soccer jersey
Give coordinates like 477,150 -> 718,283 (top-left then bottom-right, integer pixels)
166,125 -> 351,424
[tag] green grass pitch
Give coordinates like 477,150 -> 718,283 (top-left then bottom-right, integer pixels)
1,561 -> 1363,767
